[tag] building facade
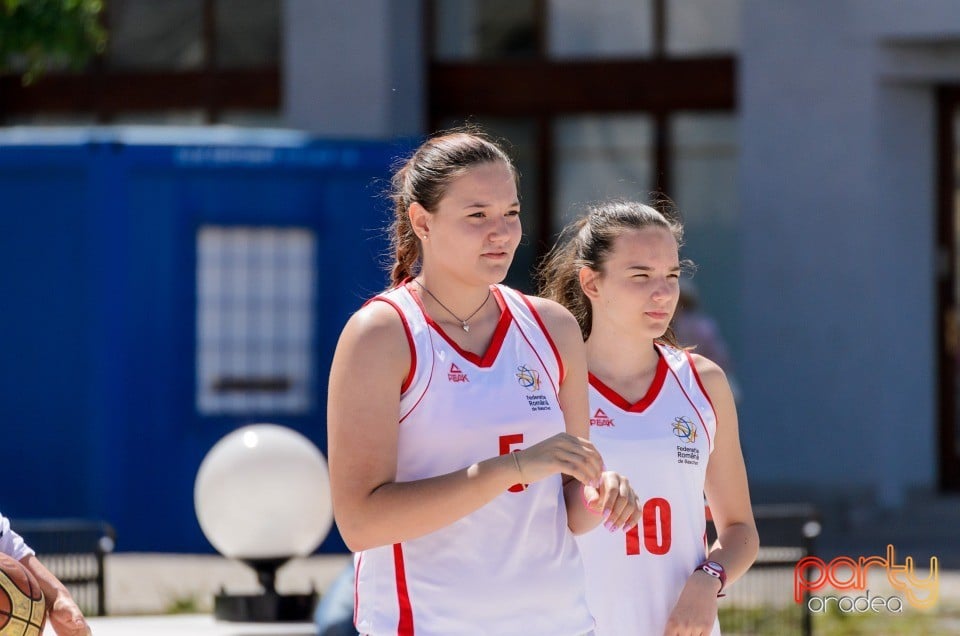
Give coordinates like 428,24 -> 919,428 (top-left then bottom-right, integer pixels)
3,0 -> 960,549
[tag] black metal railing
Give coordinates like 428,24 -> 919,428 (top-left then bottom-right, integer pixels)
12,518 -> 116,616
708,503 -> 820,636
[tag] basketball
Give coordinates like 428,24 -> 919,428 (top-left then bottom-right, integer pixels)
0,553 -> 45,636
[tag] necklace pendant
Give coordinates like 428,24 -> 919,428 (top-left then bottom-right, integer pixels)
462,323 -> 470,333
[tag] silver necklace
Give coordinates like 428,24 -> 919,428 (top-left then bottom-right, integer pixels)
413,279 -> 491,333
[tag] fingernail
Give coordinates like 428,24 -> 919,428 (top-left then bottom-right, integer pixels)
602,509 -> 611,521
604,521 -> 616,532
581,487 -> 602,514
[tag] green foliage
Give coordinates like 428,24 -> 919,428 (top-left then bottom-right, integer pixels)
718,605 -> 805,635
0,0 -> 106,84
163,592 -> 201,615
719,602 -> 960,635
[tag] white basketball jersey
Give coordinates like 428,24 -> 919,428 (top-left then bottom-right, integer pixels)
575,344 -> 720,636
354,283 -> 595,636
0,513 -> 34,561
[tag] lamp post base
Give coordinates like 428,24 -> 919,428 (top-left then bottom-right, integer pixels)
214,591 -> 318,622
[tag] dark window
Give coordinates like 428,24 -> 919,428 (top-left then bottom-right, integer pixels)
427,0 -> 740,341
0,0 -> 280,124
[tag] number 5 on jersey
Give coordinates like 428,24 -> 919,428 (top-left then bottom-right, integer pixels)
499,434 -> 527,493
625,497 -> 671,555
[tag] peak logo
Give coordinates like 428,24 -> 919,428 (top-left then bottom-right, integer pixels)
590,409 -> 615,427
795,545 -> 939,612
448,363 -> 469,383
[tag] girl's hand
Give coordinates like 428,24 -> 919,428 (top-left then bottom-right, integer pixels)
582,471 -> 641,531
516,433 -> 603,487
662,571 -> 720,636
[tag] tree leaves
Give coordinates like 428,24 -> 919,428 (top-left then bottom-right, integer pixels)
1,0 -> 106,85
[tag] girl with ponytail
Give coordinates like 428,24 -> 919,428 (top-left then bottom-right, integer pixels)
539,199 -> 758,636
328,130 -> 641,635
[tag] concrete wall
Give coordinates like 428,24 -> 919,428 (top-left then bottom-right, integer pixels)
283,0 -> 424,138
739,0 -> 960,506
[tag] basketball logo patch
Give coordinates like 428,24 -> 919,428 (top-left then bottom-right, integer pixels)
515,364 -> 540,392
672,416 -> 702,466
671,416 -> 697,443
517,364 -> 551,412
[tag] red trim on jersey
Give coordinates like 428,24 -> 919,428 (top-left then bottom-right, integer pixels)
685,350 -> 716,411
408,283 -> 511,368
684,349 -> 717,451
367,296 -> 417,394
353,553 -> 362,628
588,353 -> 668,413
393,543 -> 414,635
517,291 -> 566,384
399,355 -> 435,424
666,355 -> 714,452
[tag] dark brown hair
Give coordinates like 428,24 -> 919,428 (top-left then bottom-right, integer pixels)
537,198 -> 692,342
387,128 -> 517,287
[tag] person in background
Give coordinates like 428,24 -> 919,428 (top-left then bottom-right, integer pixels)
313,559 -> 356,636
673,279 -> 740,403
673,280 -> 731,372
0,512 -> 92,636
538,199 -> 758,636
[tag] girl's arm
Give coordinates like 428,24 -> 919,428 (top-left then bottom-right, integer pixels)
328,302 -> 604,552
526,297 -> 641,536
699,355 -> 759,585
664,354 -> 758,635
20,555 -> 91,636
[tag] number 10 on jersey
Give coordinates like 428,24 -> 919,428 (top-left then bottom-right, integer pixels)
625,497 -> 671,555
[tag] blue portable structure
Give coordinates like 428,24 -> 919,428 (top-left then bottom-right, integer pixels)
0,127 -> 406,552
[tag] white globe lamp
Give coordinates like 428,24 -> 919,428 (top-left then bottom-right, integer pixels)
194,423 -> 333,621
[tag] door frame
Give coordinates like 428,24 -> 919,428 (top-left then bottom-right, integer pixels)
936,86 -> 960,491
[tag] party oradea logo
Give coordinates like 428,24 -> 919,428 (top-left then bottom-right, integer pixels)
794,545 -> 938,613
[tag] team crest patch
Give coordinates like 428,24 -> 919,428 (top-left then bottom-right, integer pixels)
590,408 -> 615,427
517,364 -> 551,412
671,416 -> 697,443
448,363 -> 469,383
515,364 -> 541,391
673,416 -> 701,465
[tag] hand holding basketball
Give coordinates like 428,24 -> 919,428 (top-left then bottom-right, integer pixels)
0,553 -> 45,636
16,555 -> 90,636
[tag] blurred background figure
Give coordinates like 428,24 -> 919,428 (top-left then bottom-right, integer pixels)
312,560 -> 356,636
673,280 -> 739,402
